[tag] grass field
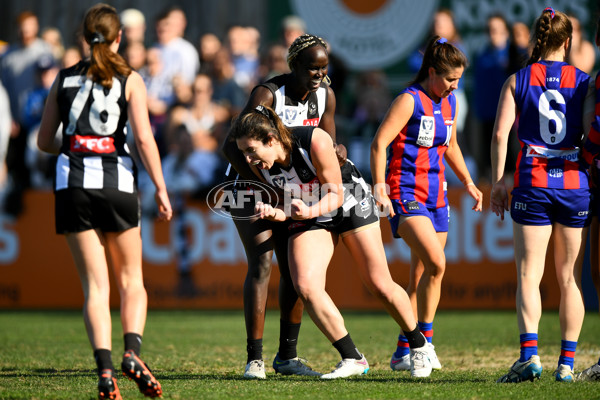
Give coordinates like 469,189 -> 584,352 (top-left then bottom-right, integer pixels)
1,310 -> 600,399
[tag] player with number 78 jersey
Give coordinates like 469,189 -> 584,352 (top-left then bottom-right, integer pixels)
55,62 -> 132,192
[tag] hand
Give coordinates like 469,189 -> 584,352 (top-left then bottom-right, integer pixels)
490,182 -> 509,220
254,201 -> 276,220
373,183 -> 395,217
335,143 -> 347,166
155,189 -> 173,221
465,183 -> 483,212
290,198 -> 311,220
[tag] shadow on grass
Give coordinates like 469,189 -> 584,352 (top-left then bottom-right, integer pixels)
155,372 -> 488,384
0,368 -> 95,377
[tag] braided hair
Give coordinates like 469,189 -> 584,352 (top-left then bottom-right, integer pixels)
287,33 -> 328,71
527,7 -> 572,65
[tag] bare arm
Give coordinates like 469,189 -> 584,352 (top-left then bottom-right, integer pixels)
37,78 -> 62,154
320,85 -> 347,165
444,101 -> 483,212
319,85 -> 337,141
291,128 -> 343,219
370,93 -> 414,217
127,71 -> 172,221
490,74 -> 517,220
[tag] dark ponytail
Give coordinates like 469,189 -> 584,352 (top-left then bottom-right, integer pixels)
83,3 -> 132,88
411,35 -> 468,85
527,8 -> 572,65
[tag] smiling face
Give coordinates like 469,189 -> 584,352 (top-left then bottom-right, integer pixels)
429,65 -> 464,100
292,45 -> 329,93
236,136 -> 279,170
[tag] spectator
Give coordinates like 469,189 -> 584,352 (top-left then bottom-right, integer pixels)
198,32 -> 222,75
167,73 -> 229,156
154,6 -> 200,87
348,69 -> 392,178
120,8 -> 146,47
210,48 -> 246,117
568,14 -> 596,74
123,40 -> 146,71
0,10 -> 52,215
22,54 -> 59,189
281,15 -> 306,49
508,21 -> 531,74
61,46 -> 81,68
258,43 -> 289,82
138,46 -> 176,155
227,25 -> 261,94
40,27 -> 64,62
473,13 -> 511,180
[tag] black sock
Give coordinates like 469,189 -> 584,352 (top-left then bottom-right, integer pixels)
124,333 -> 142,356
94,349 -> 114,373
332,334 -> 362,360
403,326 -> 426,349
247,338 -> 263,363
278,320 -> 300,360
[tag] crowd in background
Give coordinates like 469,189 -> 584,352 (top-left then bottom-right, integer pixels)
0,5 -> 597,218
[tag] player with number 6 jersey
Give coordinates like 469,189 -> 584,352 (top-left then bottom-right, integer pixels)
491,7 -> 591,384
512,56 -> 590,189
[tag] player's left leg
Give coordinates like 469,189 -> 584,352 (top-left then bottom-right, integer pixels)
552,223 -> 587,382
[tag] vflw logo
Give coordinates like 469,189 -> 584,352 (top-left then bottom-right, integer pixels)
272,176 -> 286,189
284,109 -> 297,124
417,116 -> 435,147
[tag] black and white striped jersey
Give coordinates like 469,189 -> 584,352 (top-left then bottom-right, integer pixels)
259,126 -> 371,224
260,74 -> 328,127
55,61 -> 136,193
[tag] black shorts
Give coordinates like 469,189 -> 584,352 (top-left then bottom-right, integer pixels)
55,188 -> 140,234
287,193 -> 380,237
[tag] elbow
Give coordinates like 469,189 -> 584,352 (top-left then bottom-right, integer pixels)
37,136 -> 50,153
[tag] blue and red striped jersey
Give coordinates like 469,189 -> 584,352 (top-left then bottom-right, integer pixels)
385,84 -> 455,209
513,60 -> 590,189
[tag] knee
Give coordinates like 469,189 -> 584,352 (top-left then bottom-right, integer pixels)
425,254 -> 446,278
248,253 -> 273,281
293,279 -> 318,304
364,277 -> 395,302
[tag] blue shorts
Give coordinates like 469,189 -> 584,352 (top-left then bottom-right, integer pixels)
510,187 -> 591,227
388,200 -> 449,238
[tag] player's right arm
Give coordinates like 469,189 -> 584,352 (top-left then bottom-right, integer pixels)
490,74 -> 517,220
37,77 -> 62,154
370,93 -> 414,217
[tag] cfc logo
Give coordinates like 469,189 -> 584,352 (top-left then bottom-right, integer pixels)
578,211 -> 589,216
548,168 -> 563,178
514,202 -> 527,210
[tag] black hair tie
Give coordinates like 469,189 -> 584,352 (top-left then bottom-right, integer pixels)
90,32 -> 106,45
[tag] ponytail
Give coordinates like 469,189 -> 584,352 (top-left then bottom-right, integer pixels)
411,35 -> 468,85
527,7 -> 572,65
83,3 -> 132,88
